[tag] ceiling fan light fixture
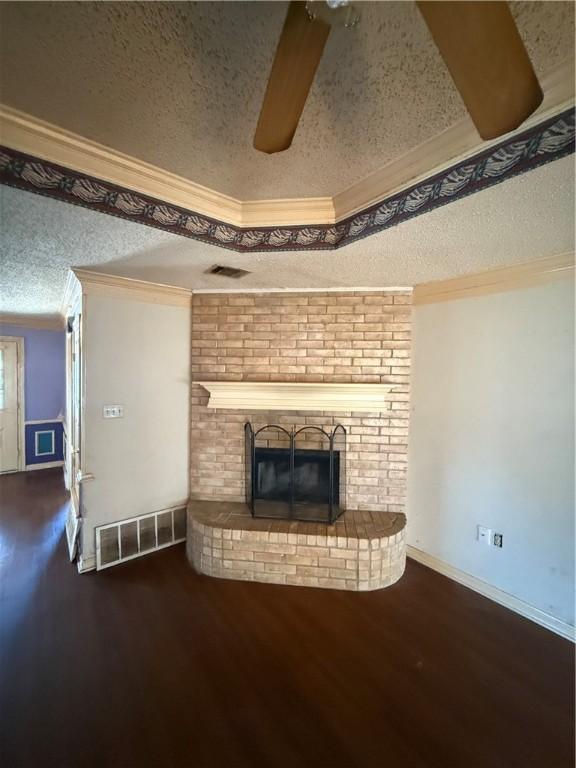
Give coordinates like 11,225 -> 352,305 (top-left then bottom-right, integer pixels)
306,0 -> 361,29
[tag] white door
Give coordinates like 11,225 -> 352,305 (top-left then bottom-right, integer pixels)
70,315 -> 82,514
68,316 -> 82,510
0,338 -> 22,473
64,315 -> 82,560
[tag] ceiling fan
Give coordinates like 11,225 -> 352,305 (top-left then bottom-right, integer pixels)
253,0 -> 544,154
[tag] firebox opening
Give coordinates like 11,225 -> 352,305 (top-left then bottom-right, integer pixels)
255,447 -> 340,507
244,422 -> 346,524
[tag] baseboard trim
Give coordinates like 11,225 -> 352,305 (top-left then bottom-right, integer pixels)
25,460 -> 64,471
407,545 -> 575,643
77,553 -> 96,574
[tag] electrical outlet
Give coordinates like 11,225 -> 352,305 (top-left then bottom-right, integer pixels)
493,533 -> 503,548
103,405 -> 124,419
477,525 -> 492,545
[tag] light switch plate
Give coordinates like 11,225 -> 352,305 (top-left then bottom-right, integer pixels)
477,525 -> 492,545
103,405 -> 124,419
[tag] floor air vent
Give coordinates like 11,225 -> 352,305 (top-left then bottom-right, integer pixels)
95,506 -> 187,570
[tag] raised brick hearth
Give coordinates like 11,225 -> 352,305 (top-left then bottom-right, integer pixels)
187,501 -> 407,591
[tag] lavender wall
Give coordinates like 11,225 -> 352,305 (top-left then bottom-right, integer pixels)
0,324 -> 65,420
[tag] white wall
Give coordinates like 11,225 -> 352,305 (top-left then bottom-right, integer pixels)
407,277 -> 574,627
80,294 -> 191,561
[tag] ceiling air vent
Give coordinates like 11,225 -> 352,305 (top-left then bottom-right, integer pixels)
206,264 -> 250,279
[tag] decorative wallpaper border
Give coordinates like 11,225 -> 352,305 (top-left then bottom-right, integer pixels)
0,108 -> 574,253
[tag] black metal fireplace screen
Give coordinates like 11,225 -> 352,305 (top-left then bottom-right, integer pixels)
244,423 -> 346,524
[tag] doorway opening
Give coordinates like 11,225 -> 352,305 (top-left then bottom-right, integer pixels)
0,336 -> 25,474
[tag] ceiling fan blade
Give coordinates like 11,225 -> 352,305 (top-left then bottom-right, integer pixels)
254,1 -> 331,154
417,1 -> 543,140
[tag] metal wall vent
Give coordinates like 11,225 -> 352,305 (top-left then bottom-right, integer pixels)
95,506 -> 187,570
206,264 -> 250,279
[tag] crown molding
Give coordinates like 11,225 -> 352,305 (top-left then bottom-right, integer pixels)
413,253 -> 575,305
193,286 -> 412,294
334,57 -> 575,221
63,270 -> 412,310
0,105 -> 244,226
72,269 -> 192,307
194,381 -> 403,413
1,106 -> 574,252
1,58 -> 572,230
59,255 -> 571,312
0,312 -> 65,331
241,196 -> 334,226
0,105 -> 334,227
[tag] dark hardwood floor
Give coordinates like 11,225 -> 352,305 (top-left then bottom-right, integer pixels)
0,469 -> 573,768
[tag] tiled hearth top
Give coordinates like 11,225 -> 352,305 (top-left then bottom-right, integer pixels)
188,500 -> 406,542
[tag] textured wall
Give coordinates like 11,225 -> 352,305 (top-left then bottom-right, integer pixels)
0,324 -> 65,421
408,277 -> 575,626
80,294 -> 191,563
190,291 -> 411,513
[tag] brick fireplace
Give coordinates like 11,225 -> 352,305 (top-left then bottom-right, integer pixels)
190,291 -> 411,508
188,290 -> 411,589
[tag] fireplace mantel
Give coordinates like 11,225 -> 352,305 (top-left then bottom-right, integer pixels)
194,381 -> 400,412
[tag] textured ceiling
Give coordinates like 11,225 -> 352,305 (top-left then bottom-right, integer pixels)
1,155 -> 573,315
0,1 -> 574,199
